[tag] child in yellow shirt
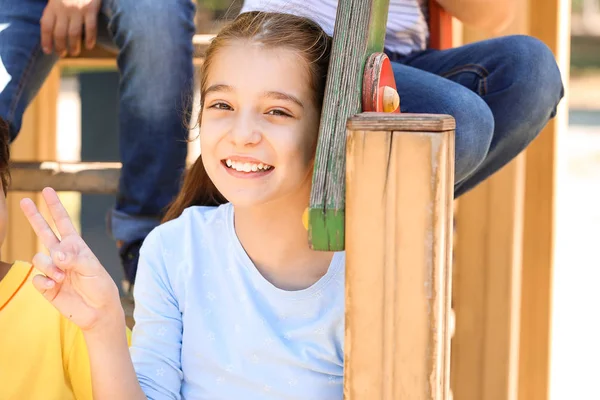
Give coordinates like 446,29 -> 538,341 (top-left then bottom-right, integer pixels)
0,260 -> 93,399
0,118 -> 129,399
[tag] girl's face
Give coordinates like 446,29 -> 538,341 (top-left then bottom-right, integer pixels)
200,42 -> 321,208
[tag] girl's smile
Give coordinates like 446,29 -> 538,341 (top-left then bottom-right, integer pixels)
222,156 -> 275,179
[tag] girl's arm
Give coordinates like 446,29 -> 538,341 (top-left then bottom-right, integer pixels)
83,316 -> 146,400
64,318 -> 132,400
84,228 -> 184,400
435,0 -> 516,33
127,228 -> 185,399
20,189 -> 182,399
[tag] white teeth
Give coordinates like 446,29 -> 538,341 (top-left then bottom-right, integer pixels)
225,159 -> 272,172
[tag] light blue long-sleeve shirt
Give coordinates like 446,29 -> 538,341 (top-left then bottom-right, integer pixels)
131,203 -> 345,399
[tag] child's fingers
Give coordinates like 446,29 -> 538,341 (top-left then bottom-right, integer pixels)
51,246 -> 100,277
20,198 -> 60,250
32,252 -> 66,283
32,274 -> 59,301
41,188 -> 79,239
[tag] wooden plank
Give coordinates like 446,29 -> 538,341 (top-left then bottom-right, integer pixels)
58,34 -> 212,69
63,34 -> 213,59
3,68 -> 60,261
451,157 -> 525,400
341,112 -> 455,131
519,0 -> 570,398
59,58 -> 205,69
308,0 -> 390,251
449,6 -> 533,399
9,161 -> 121,194
443,113 -> 456,398
344,113 -> 454,399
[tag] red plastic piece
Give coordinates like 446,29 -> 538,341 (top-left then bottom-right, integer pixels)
362,52 -> 400,113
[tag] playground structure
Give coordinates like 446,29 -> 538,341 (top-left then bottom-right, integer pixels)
2,0 -> 570,399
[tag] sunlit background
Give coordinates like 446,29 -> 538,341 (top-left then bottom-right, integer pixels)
3,1 -> 599,399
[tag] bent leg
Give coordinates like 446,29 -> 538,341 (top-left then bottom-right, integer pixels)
390,61 -> 495,189
102,0 -> 196,284
391,35 -> 564,196
0,0 -> 58,140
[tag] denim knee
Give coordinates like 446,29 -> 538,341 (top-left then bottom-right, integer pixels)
444,93 -> 495,183
497,35 -> 563,91
489,35 -> 564,145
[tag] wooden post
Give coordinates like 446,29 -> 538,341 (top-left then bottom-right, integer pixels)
3,67 -> 60,261
519,0 -> 570,399
450,8 -> 530,400
309,0 -> 390,251
451,0 -> 570,397
9,161 -> 121,193
451,157 -> 525,400
344,113 -> 455,399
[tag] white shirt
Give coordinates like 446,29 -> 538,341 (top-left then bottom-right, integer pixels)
131,203 -> 346,399
241,0 -> 429,55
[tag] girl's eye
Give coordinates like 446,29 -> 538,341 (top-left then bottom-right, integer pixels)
266,109 -> 292,118
208,102 -> 232,111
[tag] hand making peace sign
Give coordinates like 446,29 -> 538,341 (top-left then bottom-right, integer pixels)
20,187 -> 122,331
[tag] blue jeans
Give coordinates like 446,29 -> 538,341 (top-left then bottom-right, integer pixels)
386,35 -> 564,197
0,0 -> 195,243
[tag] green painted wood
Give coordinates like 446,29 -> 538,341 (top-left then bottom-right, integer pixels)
308,0 -> 390,251
367,0 -> 389,54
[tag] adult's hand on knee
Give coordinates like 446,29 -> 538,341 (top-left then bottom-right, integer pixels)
40,0 -> 101,57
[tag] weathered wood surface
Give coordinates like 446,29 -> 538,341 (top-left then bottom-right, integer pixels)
308,0 -> 390,252
345,112 -> 455,131
519,0 -> 569,398
451,157 -> 525,400
9,161 -> 121,194
4,71 -> 60,262
59,34 -> 213,68
344,113 -> 455,399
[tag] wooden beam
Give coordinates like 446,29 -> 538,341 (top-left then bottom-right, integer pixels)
450,5 -> 534,399
308,0 -> 390,251
344,113 -> 455,399
519,0 -> 570,399
59,58 -> 205,69
58,34 -> 213,69
3,68 -> 60,261
9,161 -> 121,194
66,33 -> 213,59
451,157 -> 525,400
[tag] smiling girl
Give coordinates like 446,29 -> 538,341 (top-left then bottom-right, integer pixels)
20,11 -> 344,400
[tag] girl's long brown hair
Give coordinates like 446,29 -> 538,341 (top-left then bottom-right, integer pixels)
0,118 -> 10,194
162,11 -> 332,223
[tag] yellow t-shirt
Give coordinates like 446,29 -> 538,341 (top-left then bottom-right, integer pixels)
0,261 -> 130,400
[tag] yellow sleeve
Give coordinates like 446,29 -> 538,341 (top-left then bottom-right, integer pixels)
63,321 -> 93,400
63,319 -> 133,400
127,325 -> 132,345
